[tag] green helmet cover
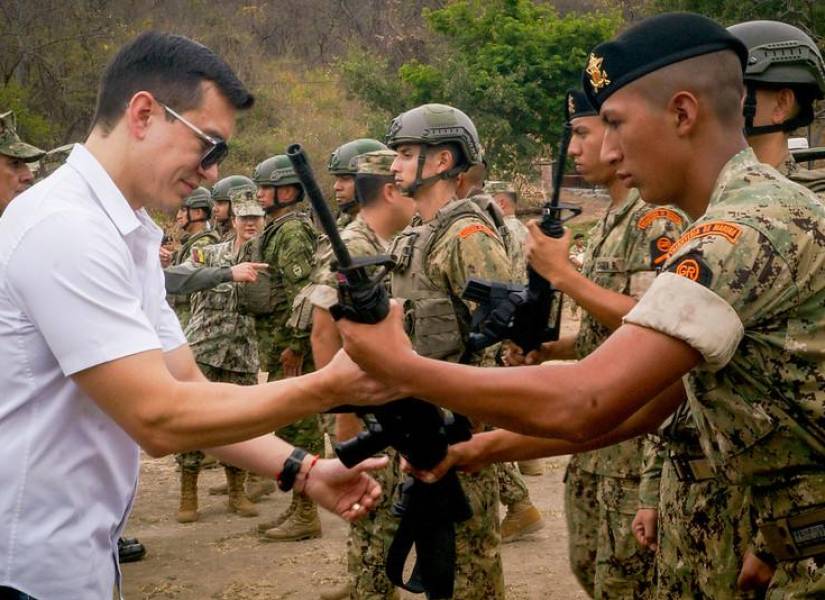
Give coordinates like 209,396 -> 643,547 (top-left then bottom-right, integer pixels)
385,103 -> 483,167
183,186 -> 213,211
252,154 -> 302,187
328,138 -> 388,175
212,175 -> 255,202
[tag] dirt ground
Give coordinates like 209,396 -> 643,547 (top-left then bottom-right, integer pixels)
122,314 -> 589,600
121,453 -> 588,600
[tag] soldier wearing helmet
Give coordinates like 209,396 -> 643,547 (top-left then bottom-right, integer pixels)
0,110 -> 45,216
384,103 -> 509,598
169,187 -> 221,327
328,138 -> 388,228
248,154 -> 322,544
728,20 -> 825,194
212,174 -> 256,241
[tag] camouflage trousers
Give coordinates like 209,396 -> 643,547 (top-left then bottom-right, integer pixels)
564,460 -> 599,597
757,473 -> 825,599
266,354 -> 323,455
453,466 -> 505,599
565,459 -> 654,599
655,457 -> 759,599
175,364 -> 257,472
347,450 -> 402,600
496,461 -> 529,507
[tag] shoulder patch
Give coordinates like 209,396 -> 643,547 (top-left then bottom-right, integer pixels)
637,208 -> 684,230
667,252 -> 712,287
191,247 -> 206,264
650,235 -> 674,267
458,223 -> 496,239
668,221 -> 742,257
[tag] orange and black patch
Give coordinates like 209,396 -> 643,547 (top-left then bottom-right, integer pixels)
650,235 -> 674,267
668,252 -> 712,287
637,208 -> 684,230
458,223 -> 495,239
667,221 -> 742,257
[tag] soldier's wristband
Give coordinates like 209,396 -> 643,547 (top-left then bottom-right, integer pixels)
277,447 -> 308,492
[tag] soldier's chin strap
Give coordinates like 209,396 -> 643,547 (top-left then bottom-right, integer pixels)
743,83 -> 815,137
400,145 -> 464,197
264,186 -> 305,213
183,208 -> 210,229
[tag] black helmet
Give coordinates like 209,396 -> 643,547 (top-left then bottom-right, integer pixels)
728,20 -> 825,136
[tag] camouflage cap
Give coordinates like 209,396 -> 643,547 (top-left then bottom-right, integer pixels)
0,111 -> 45,162
354,149 -> 397,176
484,180 -> 515,195
232,189 -> 265,217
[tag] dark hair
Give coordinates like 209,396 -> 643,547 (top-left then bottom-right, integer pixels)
574,233 -> 585,240
92,31 -> 254,132
355,175 -> 395,206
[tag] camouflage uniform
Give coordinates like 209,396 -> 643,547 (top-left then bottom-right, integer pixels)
312,210 -> 401,599
568,188 -> 688,599
175,238 -> 260,471
389,197 -> 509,599
255,209 -> 322,454
623,148 -> 825,597
504,215 -> 529,281
777,151 -> 825,199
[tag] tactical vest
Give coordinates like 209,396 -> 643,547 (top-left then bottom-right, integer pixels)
236,211 -> 315,316
389,198 -> 498,362
168,227 -> 221,309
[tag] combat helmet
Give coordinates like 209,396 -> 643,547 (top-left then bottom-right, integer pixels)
182,186 -> 213,221
385,103 -> 482,195
728,21 -> 825,136
212,174 -> 255,204
252,154 -> 304,209
328,138 -> 388,175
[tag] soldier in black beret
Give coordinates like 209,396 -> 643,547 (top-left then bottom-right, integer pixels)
337,13 -> 825,598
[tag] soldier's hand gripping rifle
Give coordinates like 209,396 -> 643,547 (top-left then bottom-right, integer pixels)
286,144 -> 473,600
460,123 -> 581,354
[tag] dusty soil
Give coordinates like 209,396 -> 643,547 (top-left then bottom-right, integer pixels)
122,315 -> 588,600
121,454 -> 587,600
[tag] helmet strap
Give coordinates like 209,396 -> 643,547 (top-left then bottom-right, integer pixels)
401,145 -> 464,197
744,83 -> 815,137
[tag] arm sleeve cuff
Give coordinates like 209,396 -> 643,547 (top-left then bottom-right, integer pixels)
623,272 -> 744,371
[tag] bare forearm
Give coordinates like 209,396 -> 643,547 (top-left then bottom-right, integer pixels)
556,269 -> 637,331
208,435 -> 296,477
468,380 -> 685,464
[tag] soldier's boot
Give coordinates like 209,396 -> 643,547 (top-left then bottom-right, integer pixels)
500,499 -> 545,543
176,469 -> 200,523
318,582 -> 351,600
262,492 -> 322,542
256,493 -> 298,533
518,459 -> 545,476
226,467 -> 259,518
208,482 -> 228,496
201,453 -> 220,470
246,473 -> 276,502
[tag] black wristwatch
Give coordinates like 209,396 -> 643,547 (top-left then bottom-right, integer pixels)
277,447 -> 308,492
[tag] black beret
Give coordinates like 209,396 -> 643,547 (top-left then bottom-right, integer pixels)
582,12 -> 748,109
566,89 -> 598,121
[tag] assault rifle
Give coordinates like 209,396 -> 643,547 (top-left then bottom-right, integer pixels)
792,146 -> 825,163
286,144 -> 473,600
460,123 -> 581,354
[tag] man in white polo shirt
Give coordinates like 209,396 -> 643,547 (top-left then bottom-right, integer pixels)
0,32 -> 395,600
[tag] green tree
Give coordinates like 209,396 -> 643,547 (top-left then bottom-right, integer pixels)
342,0 -> 621,177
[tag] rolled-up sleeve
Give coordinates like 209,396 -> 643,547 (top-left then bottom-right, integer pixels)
6,212 -> 162,375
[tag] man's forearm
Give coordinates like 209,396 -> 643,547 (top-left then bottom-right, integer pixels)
468,379 -> 685,464
208,435 -> 298,477
555,268 -> 637,331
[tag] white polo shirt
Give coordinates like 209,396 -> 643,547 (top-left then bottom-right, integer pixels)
0,144 -> 186,598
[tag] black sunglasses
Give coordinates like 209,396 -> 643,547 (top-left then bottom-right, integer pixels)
162,103 -> 229,170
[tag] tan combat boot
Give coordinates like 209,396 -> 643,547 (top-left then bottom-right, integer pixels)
256,493 -> 298,533
319,582 -> 351,600
262,492 -> 321,542
518,459 -> 545,476
226,467 -> 259,518
246,473 -> 276,502
176,469 -> 200,523
500,499 -> 545,543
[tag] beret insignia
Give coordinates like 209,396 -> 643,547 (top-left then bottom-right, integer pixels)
586,53 -> 611,92
567,95 -> 576,116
